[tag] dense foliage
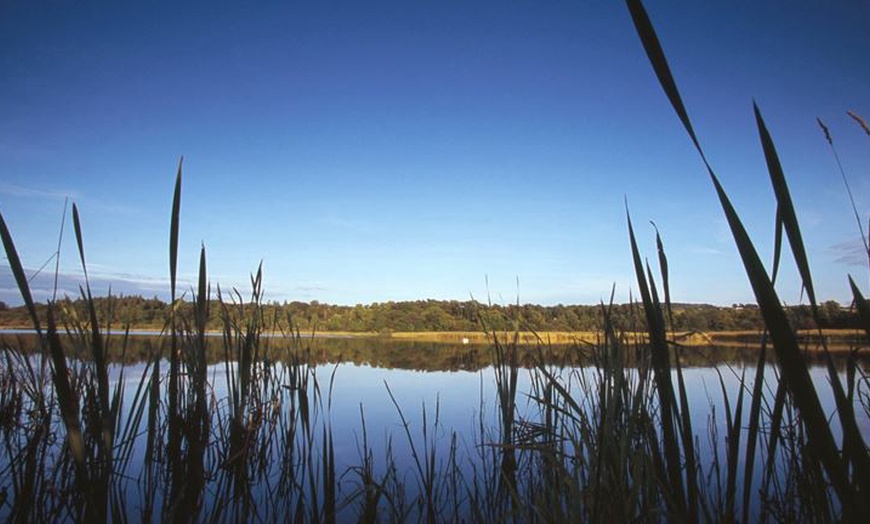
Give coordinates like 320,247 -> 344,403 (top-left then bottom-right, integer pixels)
0,295 -> 860,333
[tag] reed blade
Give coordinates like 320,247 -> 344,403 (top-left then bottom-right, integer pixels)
709,136 -> 859,519
849,276 -> 870,341
771,208 -> 783,285
626,206 -> 685,515
72,204 -> 113,456
651,221 -> 673,327
169,157 -> 183,302
625,0 -> 704,159
0,213 -> 42,333
627,0 -> 863,516
45,306 -> 87,476
758,104 -> 870,499
754,104 -> 816,306
741,340 -> 767,523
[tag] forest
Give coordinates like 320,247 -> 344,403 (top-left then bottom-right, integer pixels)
0,295 -> 859,334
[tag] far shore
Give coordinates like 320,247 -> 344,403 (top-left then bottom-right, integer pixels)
1,327 -> 865,352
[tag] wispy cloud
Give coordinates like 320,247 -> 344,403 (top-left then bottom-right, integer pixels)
0,265 -> 182,305
686,246 -> 726,256
0,182 -> 79,201
0,183 -> 141,218
831,239 -> 869,266
319,216 -> 374,235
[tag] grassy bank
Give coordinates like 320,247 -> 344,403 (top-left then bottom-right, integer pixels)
386,328 -> 866,350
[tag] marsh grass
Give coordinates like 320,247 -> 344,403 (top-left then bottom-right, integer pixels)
627,0 -> 870,520
1,1 -> 869,521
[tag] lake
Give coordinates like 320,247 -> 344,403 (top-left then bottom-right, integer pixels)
1,331 -> 868,521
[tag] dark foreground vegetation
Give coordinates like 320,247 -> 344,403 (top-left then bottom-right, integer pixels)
0,294 -> 864,334
1,1 -> 869,521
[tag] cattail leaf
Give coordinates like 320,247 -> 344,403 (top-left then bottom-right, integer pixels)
742,339 -> 768,523
710,160 -> 859,517
726,368 -> 746,516
771,207 -> 784,285
754,103 -> 817,306
627,205 -> 685,513
72,205 -> 111,450
0,213 -> 41,333
72,204 -> 89,283
196,244 -> 209,332
626,0 -> 704,160
849,276 -> 870,341
628,0 -> 863,515
762,105 -> 870,497
169,157 -> 183,302
651,221 -> 673,328
46,305 -> 87,476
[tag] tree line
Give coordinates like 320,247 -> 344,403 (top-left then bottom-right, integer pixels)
0,296 -> 861,333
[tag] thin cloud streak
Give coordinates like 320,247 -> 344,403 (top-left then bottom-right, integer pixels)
0,182 -> 79,201
831,239 -> 869,267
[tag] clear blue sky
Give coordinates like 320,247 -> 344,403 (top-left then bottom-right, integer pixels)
1,1 -> 868,307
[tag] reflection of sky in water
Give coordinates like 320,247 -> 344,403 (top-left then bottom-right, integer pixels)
79,352 -> 870,519
106,358 -> 870,474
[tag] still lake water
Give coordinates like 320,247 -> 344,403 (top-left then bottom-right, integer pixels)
3,332 -> 869,519
92,334 -> 870,474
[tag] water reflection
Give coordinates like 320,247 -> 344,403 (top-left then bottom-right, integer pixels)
3,331 -> 859,371
2,330 -> 869,520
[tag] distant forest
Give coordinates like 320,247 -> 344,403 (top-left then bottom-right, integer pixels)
0,296 -> 861,333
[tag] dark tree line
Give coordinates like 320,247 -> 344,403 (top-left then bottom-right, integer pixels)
0,295 -> 861,333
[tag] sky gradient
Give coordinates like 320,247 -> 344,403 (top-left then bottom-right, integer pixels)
2,1 -> 869,308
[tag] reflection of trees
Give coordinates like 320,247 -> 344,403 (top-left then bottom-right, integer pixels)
3,334 -> 863,372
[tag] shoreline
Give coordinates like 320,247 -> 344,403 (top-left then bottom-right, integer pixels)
1,327 -> 865,351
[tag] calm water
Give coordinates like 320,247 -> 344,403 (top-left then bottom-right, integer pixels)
3,332 -> 869,519
92,335 -> 870,477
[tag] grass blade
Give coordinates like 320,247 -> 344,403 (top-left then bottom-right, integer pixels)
626,206 -> 686,516
169,157 -> 183,302
849,276 -> 870,341
771,208 -> 783,285
0,213 -> 42,334
625,0 -> 705,160
72,204 -> 113,457
759,105 -> 870,500
651,221 -> 673,328
627,0 -> 864,517
754,103 -> 816,305
741,338 -> 768,523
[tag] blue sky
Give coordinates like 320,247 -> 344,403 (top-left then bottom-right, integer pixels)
1,1 -> 868,307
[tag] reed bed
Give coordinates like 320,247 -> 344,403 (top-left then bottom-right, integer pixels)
1,1 -> 869,521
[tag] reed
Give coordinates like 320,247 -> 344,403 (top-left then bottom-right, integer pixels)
627,0 -> 870,519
